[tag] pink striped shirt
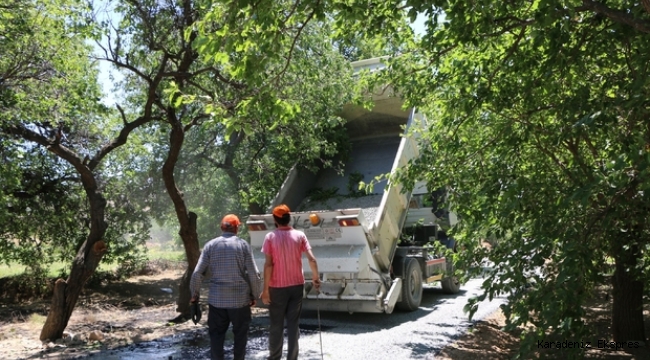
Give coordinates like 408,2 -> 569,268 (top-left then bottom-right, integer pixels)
262,227 -> 311,288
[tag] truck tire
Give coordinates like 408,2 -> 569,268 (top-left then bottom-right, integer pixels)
441,261 -> 461,294
396,257 -> 423,311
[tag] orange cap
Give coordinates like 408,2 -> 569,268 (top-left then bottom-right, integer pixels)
272,204 -> 290,217
221,214 -> 241,229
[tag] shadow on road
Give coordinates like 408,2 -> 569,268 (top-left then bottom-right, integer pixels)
295,286 -> 469,335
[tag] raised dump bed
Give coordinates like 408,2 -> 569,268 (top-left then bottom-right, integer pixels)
246,58 -> 460,314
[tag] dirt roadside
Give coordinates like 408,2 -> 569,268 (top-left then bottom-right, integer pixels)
0,267 -> 648,360
437,293 -> 650,360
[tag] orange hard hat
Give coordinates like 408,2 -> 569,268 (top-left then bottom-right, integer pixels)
221,214 -> 241,230
272,204 -> 290,217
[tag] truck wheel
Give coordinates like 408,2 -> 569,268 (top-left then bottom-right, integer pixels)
441,261 -> 461,294
397,257 -> 423,311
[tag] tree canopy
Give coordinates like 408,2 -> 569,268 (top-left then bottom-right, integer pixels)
92,0 -> 357,317
1,0 -> 150,271
351,0 -> 650,355
1,0 -> 157,339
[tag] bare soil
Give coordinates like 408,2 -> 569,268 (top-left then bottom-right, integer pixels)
437,290 -> 650,360
0,262 -> 267,359
0,263 -> 648,360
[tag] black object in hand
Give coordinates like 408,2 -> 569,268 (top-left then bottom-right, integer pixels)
191,301 -> 202,325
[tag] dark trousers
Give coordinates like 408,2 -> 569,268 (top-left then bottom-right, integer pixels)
208,304 -> 252,360
267,285 -> 304,360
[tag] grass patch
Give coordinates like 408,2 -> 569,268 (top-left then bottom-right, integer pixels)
28,313 -> 46,325
0,244 -> 184,280
0,262 -> 69,278
146,244 -> 185,262
0,261 -> 120,279
0,261 -> 118,278
0,264 -> 26,278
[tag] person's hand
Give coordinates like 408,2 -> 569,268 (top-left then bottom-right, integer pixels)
261,289 -> 271,305
249,299 -> 257,307
190,296 -> 198,303
312,277 -> 321,291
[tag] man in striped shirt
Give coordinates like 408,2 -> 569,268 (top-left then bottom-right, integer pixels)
261,204 -> 320,360
190,214 -> 261,360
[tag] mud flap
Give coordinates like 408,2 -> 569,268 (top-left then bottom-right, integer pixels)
383,278 -> 402,314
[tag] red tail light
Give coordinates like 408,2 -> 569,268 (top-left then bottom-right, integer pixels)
338,218 -> 360,227
247,222 -> 267,231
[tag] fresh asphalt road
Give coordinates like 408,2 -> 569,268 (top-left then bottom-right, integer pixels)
94,276 -> 506,360
246,277 -> 507,360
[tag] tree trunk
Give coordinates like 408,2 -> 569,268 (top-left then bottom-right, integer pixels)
40,194 -> 107,341
175,211 -> 200,317
162,121 -> 201,321
611,245 -> 646,342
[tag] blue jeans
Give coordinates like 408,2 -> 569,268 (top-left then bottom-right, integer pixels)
267,285 -> 304,360
208,305 -> 251,360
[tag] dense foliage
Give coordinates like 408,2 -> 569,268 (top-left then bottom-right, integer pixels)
1,0 -> 157,339
0,0 -> 149,272
350,0 -> 650,356
102,0 -> 356,243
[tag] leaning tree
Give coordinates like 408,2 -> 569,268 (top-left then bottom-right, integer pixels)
1,0 -> 159,340
98,0 -> 354,319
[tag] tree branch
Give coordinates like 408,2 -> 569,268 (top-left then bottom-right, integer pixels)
531,130 -> 578,183
87,53 -> 170,170
183,114 -> 210,132
486,24 -> 528,91
578,0 -> 650,33
3,123 -> 88,177
482,18 -> 535,37
267,0 -> 320,87
116,104 -> 128,125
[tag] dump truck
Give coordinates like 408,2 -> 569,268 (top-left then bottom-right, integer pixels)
246,58 -> 460,314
